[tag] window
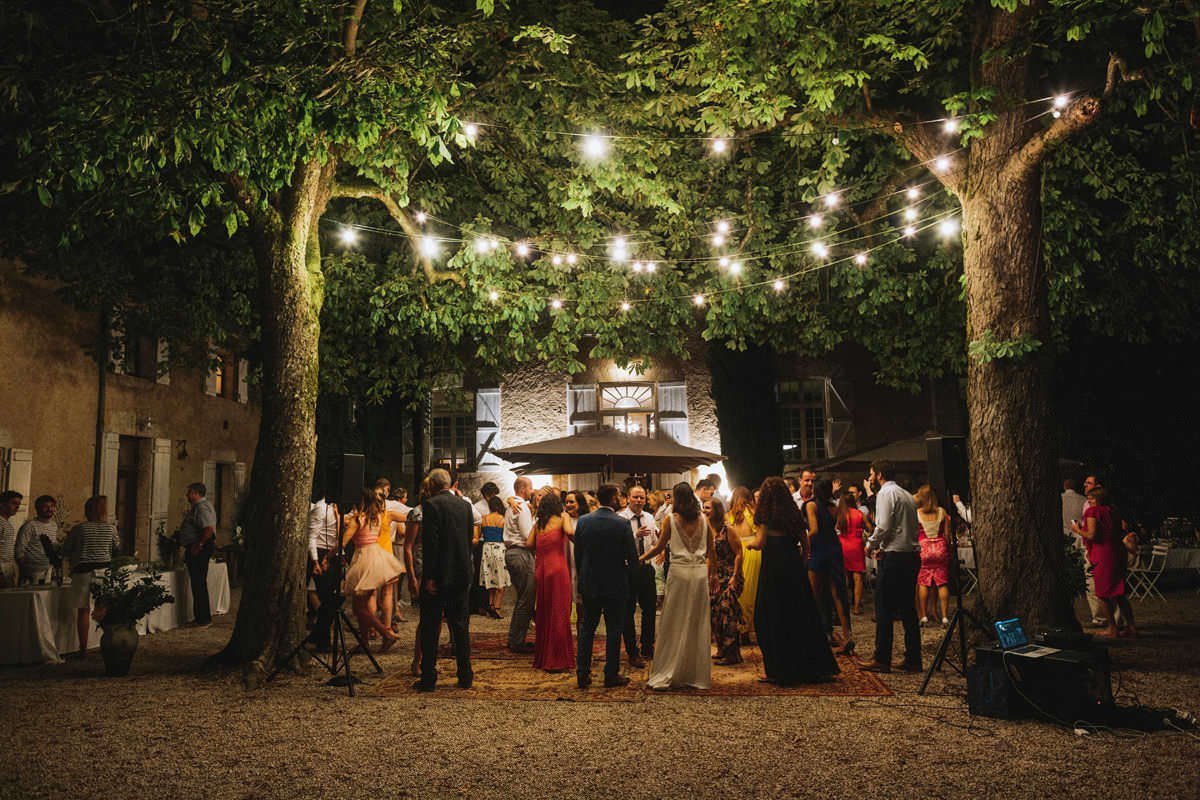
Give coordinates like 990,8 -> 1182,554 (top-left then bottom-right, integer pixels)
778,379 -> 826,462
126,334 -> 159,381
598,382 -> 657,437
432,414 -> 474,469
212,353 -> 237,399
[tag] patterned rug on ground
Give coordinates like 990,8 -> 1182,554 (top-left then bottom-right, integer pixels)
371,633 -> 891,701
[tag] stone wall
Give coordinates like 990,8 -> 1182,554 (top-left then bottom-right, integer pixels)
0,259 -> 260,557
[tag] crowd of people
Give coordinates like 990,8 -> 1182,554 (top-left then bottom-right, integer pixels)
307,459 -> 963,691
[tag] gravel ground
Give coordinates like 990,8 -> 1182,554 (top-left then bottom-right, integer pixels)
2,591 -> 1198,800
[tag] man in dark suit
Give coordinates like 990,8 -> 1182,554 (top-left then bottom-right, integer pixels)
573,483 -> 639,689
414,468 -> 475,692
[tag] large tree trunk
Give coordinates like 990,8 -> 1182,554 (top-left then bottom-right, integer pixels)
219,157 -> 336,683
958,5 -> 1077,632
708,343 -> 782,488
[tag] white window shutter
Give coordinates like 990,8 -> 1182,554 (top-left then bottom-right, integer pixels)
656,381 -> 689,445
150,439 -> 172,537
4,449 -> 33,525
475,388 -> 501,467
202,461 -> 218,498
236,358 -> 249,403
824,378 -> 855,458
156,339 -> 171,385
233,462 -> 247,504
99,433 -> 120,506
567,384 -> 597,434
203,352 -> 218,396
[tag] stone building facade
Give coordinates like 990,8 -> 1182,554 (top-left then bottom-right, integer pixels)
0,260 -> 260,558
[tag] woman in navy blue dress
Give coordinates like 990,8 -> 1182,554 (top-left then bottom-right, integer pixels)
803,479 -> 854,654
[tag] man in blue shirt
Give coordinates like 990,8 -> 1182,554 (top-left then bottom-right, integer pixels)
857,460 -> 922,673
179,482 -> 217,627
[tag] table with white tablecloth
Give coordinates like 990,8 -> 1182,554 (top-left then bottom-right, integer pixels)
0,563 -> 229,666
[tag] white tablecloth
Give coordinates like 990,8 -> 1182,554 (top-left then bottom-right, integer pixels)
0,563 -> 229,666
1166,547 -> 1200,570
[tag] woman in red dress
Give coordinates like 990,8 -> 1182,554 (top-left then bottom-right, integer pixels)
527,492 -> 575,672
1072,486 -> 1136,638
835,492 -> 867,614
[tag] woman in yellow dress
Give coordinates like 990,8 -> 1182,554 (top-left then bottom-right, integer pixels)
726,486 -> 760,640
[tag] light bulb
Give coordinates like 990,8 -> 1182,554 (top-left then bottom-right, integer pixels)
944,118 -> 959,134
1052,110 -> 1062,119
565,252 -> 578,265
716,220 -> 731,234
632,261 -> 644,273
718,256 -> 730,268
712,233 -> 726,247
831,134 -> 840,145
903,207 -> 917,222
729,261 -> 743,275
645,262 -> 657,273
710,138 -> 728,154
620,301 -> 632,312
464,123 -> 479,141
693,294 -> 705,306
550,298 -> 563,310
611,236 -> 628,262
773,279 -> 785,292
338,227 -> 358,246
515,242 -> 530,258
809,214 -> 823,229
1053,94 -> 1070,109
934,155 -> 951,173
551,254 -> 563,266
903,225 -> 917,238
938,217 -> 960,238
823,193 -> 840,209
906,187 -> 921,201
582,133 -> 609,160
475,237 -> 496,254
854,252 -> 868,266
810,242 -> 829,259
419,236 -> 439,258
488,290 -> 499,302
415,211 -> 427,225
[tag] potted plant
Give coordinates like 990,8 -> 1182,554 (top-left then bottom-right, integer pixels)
90,565 -> 175,676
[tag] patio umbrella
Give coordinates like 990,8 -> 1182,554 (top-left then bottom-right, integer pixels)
491,427 -> 724,476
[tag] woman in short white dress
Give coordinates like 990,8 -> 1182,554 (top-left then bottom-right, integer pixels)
478,496 -> 511,617
341,488 -> 407,651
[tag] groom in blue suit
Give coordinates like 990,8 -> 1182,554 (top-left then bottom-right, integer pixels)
573,483 -> 639,689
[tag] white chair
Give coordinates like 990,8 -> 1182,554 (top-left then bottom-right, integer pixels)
1127,542 -> 1170,601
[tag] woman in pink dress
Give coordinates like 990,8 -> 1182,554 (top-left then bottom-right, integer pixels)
914,485 -> 951,625
1072,486 -> 1137,638
526,492 -> 575,672
341,487 -> 408,652
835,492 -> 867,614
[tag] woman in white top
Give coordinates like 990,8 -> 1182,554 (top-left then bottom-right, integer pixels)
640,482 -> 714,690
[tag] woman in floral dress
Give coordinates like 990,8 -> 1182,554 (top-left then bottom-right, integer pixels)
706,498 -> 744,665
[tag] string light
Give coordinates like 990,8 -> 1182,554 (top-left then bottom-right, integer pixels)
1053,95 -> 1070,109
550,298 -> 563,310
718,256 -> 730,268
338,226 -> 358,246
729,261 -> 743,275
620,301 -> 632,312
566,252 -> 578,265
464,123 -> 479,141
419,236 -> 440,259
581,133 -> 609,161
933,155 -> 951,173
854,252 -> 868,266
938,217 -> 960,238
610,236 -> 629,262
551,254 -> 564,266
415,211 -> 427,225
943,118 -> 959,134
645,262 -> 657,273
715,220 -> 731,234
515,242 -> 531,258
712,233 -> 726,247
474,237 -> 498,254
808,214 -> 824,229
773,278 -> 785,292
903,207 -> 918,222
906,187 -> 921,201
693,293 -> 706,306
488,289 -> 499,302
709,138 -> 728,154
903,225 -> 917,238
810,242 -> 829,259
632,260 -> 644,273
823,193 -> 840,209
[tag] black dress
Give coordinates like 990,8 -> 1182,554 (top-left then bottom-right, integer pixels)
754,531 -> 839,684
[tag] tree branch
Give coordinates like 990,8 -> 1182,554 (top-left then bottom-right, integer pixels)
343,0 -> 369,57
332,179 -> 464,286
1003,54 -> 1144,183
862,114 -> 965,195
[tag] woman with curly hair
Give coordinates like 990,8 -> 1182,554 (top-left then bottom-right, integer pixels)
748,477 -> 838,684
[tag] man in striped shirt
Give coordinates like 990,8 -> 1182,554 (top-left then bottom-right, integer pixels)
0,490 -> 22,588
16,495 -> 57,584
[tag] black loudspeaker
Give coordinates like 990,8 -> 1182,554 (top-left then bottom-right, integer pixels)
968,644 -> 1113,721
926,434 -> 969,504
340,453 -> 365,509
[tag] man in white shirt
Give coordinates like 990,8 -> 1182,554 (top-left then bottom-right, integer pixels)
504,477 -> 536,652
792,470 -> 815,509
1061,479 -> 1086,537
307,493 -> 341,652
617,484 -> 658,665
0,491 -> 23,588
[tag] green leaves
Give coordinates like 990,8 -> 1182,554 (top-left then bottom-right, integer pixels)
968,330 -> 1042,363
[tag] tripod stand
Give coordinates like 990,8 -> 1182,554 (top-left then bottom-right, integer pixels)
269,529 -> 382,696
918,520 -> 988,695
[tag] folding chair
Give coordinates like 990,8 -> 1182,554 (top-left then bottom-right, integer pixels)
1127,542 -> 1170,601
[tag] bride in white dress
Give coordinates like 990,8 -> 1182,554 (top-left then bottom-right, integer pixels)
641,482 -> 714,690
